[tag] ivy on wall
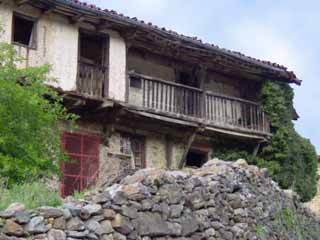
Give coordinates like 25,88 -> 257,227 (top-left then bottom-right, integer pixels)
213,81 -> 318,202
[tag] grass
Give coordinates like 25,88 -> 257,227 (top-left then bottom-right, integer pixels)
72,187 -> 93,200
256,224 -> 268,237
0,181 -> 62,210
72,190 -> 86,200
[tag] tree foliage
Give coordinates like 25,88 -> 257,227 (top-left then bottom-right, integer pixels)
214,81 -> 318,202
260,81 -> 317,201
0,42 -> 76,186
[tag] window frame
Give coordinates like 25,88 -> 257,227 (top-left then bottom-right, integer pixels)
11,12 -> 38,50
120,132 -> 146,169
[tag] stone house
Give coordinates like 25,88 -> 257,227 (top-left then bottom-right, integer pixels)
0,0 -> 301,196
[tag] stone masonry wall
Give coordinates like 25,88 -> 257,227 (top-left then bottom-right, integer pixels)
1,159 -> 320,240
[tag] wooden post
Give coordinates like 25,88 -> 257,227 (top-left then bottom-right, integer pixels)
178,127 -> 203,169
125,42 -> 132,103
103,36 -> 110,99
198,66 -> 207,119
253,142 -> 261,156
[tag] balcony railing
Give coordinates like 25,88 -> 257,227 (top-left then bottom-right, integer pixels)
205,92 -> 270,133
77,61 -> 107,98
129,72 -> 270,135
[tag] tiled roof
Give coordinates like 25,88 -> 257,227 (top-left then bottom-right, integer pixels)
57,0 -> 301,84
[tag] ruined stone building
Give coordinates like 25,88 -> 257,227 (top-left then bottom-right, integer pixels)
0,0 -> 301,196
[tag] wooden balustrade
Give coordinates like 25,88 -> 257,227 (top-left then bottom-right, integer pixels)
129,73 -> 270,134
205,92 -> 270,133
77,61 -> 107,98
130,73 -> 203,118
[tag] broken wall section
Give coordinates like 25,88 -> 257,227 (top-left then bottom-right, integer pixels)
61,119 -> 190,192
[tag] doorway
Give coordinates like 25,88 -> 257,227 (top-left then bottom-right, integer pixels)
185,149 -> 209,168
61,132 -> 100,197
77,31 -> 109,98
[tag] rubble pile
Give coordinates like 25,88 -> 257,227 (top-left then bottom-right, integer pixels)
1,159 -> 319,240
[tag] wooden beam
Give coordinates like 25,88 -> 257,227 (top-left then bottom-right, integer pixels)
98,100 -> 114,110
95,19 -> 113,32
179,128 -> 202,169
70,14 -> 86,24
41,4 -> 56,15
205,126 -> 269,141
15,0 -> 32,6
253,142 -> 262,156
125,43 -> 131,103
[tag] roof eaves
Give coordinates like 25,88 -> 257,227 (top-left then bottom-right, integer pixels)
53,0 -> 302,84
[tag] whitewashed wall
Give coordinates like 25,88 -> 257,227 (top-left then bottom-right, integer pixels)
104,30 -> 127,102
0,1 -> 79,91
0,1 -> 128,102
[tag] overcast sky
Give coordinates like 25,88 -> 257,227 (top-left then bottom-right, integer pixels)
88,0 -> 320,152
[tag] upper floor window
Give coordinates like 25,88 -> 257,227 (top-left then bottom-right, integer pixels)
176,71 -> 198,88
77,30 -> 109,98
12,13 -> 37,49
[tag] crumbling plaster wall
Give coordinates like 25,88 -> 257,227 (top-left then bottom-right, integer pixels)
106,30 -> 127,102
205,70 -> 241,98
0,1 -> 79,91
64,120 -> 183,186
0,2 -> 12,43
171,140 -> 186,169
0,1 -> 127,102
128,48 -> 176,82
145,133 -> 167,169
205,70 -> 261,101
63,121 -> 134,187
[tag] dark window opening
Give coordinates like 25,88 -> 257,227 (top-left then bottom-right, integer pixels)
185,150 -> 208,168
177,71 -> 198,87
12,14 -> 36,48
77,31 -> 109,98
79,31 -> 106,65
130,76 -> 142,89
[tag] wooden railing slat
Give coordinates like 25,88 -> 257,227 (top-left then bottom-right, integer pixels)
77,61 -> 106,98
129,73 -> 270,134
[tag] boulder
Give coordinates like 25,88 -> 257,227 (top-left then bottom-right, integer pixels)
3,220 -> 26,237
5,203 -> 25,213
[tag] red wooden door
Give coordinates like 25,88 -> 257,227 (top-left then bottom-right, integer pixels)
61,132 -> 100,197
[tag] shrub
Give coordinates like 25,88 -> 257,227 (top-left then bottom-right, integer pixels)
0,42 -> 77,186
261,81 -> 317,201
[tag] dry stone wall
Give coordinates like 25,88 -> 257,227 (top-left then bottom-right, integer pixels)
1,159 -> 320,240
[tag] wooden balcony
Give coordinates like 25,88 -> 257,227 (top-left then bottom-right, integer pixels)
76,61 -> 107,98
128,72 -> 270,135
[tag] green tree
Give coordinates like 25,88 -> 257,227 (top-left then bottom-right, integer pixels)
0,42 -> 76,186
260,81 -> 318,201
